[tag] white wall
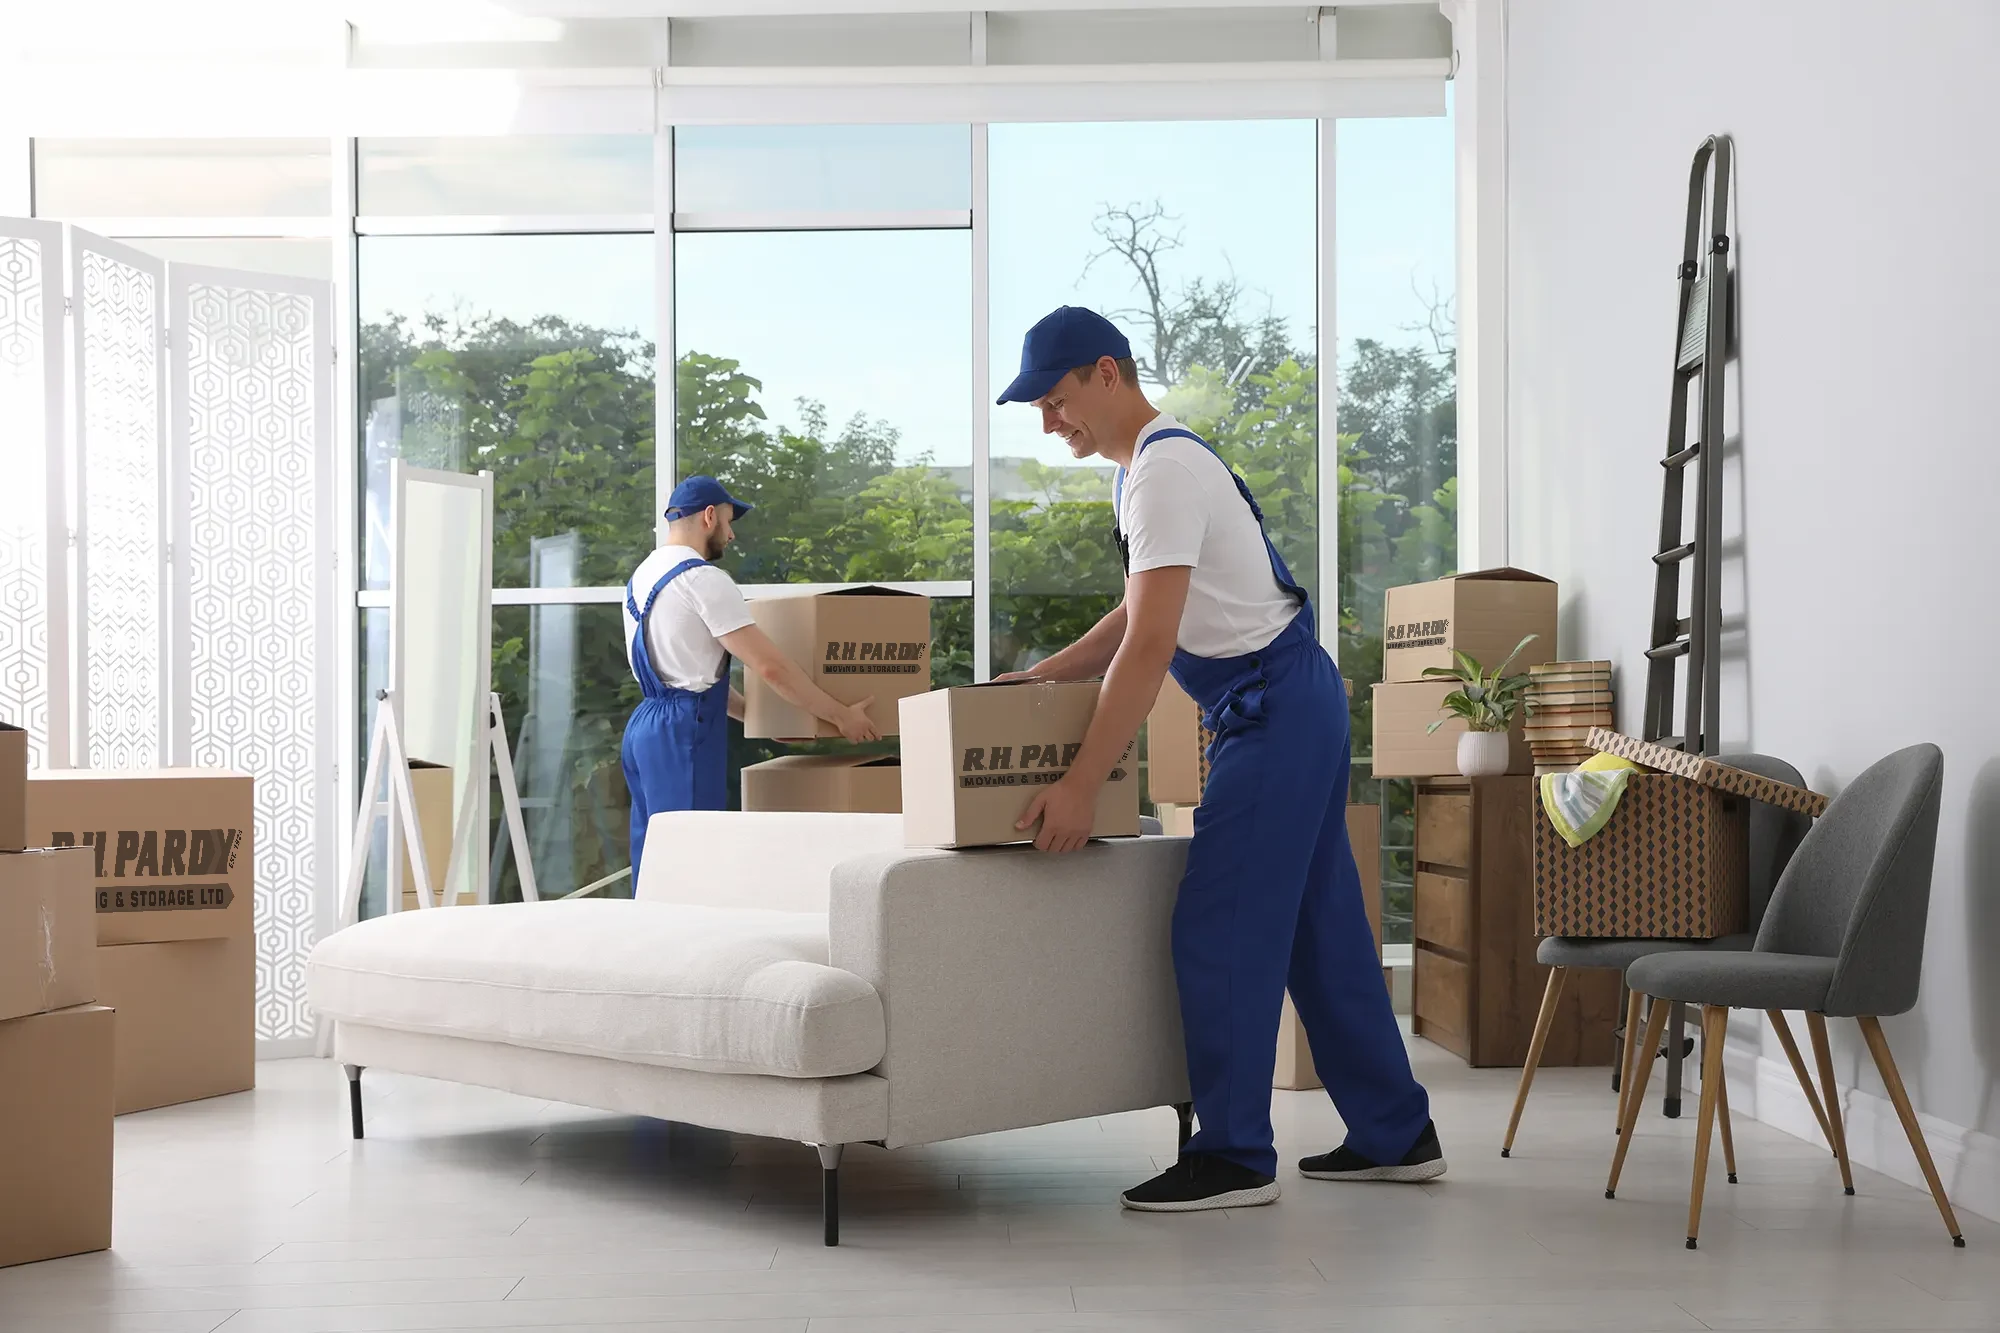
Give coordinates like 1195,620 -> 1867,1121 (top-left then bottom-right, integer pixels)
1505,0 -> 2000,1220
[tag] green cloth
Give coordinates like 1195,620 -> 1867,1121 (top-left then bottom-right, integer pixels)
1539,768 -> 1632,848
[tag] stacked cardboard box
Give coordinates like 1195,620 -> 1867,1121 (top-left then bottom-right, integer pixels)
1371,569 -> 1556,778
1524,661 -> 1614,774
736,587 -> 934,814
28,770 -> 256,1114
399,760 -> 473,910
742,754 -> 901,814
1532,730 -> 1829,939
0,729 -> 115,1269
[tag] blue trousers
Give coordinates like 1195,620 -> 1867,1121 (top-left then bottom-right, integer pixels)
1172,630 -> 1431,1176
620,686 -> 728,878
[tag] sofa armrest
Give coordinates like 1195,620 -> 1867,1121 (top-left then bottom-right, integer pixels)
828,836 -> 1191,1149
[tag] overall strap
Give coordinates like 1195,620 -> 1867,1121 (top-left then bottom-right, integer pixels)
628,556 -> 711,623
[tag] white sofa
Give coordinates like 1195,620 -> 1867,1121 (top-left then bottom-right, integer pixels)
307,811 -> 1192,1243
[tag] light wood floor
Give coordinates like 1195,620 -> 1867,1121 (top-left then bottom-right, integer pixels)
2,1029 -> 1993,1332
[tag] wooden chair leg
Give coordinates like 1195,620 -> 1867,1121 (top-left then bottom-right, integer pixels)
1615,987 -> 1646,1136
1502,967 -> 1568,1158
1716,1046 -> 1737,1184
1767,1010 -> 1836,1153
1686,1005 -> 1729,1248
1806,1012 -> 1856,1195
1607,997 -> 1671,1199
1857,1017 -> 1965,1247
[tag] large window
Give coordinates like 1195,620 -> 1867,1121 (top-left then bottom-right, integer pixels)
1336,105 -> 1459,944
987,120 -> 1320,675
356,232 -> 656,591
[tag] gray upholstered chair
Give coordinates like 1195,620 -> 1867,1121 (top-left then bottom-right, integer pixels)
1612,743 -> 1961,1249
1502,753 -> 1824,1158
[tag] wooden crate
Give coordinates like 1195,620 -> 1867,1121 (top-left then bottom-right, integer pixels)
1411,777 -> 1620,1067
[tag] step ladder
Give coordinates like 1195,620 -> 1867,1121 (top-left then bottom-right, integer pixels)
1642,135 -> 1734,757
1624,135 -> 1734,1118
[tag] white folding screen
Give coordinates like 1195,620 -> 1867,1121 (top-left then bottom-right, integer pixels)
71,230 -> 168,770
2,217 -> 335,1050
0,218 -> 69,768
170,264 -> 334,1045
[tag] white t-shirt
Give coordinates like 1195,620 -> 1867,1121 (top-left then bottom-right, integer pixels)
1117,414 -> 1301,659
622,545 -> 757,691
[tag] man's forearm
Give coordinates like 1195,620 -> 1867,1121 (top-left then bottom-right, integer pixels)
1066,633 -> 1173,788
1032,604 -> 1128,681
760,658 -> 854,726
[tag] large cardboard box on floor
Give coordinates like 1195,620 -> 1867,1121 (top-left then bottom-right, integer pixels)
26,770 -> 255,1111
742,753 -> 902,814
0,721 -> 26,851
899,681 -> 1140,848
400,760 -> 470,911
1372,680 -> 1532,778
1383,568 -> 1558,683
0,1003 -> 114,1268
1147,676 -> 1205,806
97,934 -> 255,1114
743,587 -> 932,739
0,847 -> 99,1022
1275,805 -> 1386,1091
27,769 -> 254,946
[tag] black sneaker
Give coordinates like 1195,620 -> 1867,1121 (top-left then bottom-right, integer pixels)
1120,1153 -> 1281,1212
1299,1120 -> 1448,1183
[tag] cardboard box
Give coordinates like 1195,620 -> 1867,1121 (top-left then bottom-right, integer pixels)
0,721 -> 26,852
97,935 -> 255,1114
743,587 -> 932,739
1586,729 -> 1830,817
899,681 -> 1140,848
1383,568 -> 1558,683
401,759 -> 465,911
1275,805 -> 1386,1092
1533,775 -> 1749,938
1155,801 -> 1196,837
1147,677 -> 1205,806
27,769 -> 254,945
0,847 -> 99,1022
0,1004 -> 114,1268
1372,680 -> 1532,779
742,753 -> 902,814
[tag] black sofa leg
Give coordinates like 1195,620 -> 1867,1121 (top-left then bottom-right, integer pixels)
344,1063 -> 365,1139
816,1144 -> 844,1246
1175,1101 -> 1194,1151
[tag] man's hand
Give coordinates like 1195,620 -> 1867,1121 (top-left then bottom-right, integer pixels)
993,670 -> 1040,684
1018,773 -> 1100,853
836,698 -> 880,744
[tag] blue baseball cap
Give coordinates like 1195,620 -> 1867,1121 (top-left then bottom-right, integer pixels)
664,475 -> 753,521
996,306 -> 1133,405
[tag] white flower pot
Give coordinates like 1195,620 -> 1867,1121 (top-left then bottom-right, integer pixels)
1457,730 -> 1512,778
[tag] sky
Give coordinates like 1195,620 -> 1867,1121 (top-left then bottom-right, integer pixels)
359,105 -> 1455,474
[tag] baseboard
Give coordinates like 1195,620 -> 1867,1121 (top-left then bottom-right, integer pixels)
256,1036 -> 317,1061
1726,1042 -> 2000,1224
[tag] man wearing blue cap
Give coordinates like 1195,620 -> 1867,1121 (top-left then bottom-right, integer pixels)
620,476 -> 880,877
999,307 -> 1442,1212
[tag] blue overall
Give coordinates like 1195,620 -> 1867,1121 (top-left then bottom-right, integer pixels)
620,557 -> 731,878
1118,427 -> 1431,1177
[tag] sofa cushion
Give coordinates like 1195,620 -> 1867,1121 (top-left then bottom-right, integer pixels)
309,900 -> 884,1079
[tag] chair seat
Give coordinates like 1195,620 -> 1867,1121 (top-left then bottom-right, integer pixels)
1537,934 -> 1752,971
1625,950 -> 1837,1011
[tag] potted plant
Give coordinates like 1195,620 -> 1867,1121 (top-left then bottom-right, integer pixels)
1422,635 -> 1538,777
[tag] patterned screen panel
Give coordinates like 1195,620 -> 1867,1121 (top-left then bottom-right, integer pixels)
75,239 -> 166,770
0,223 -> 62,766
179,272 -> 329,1043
